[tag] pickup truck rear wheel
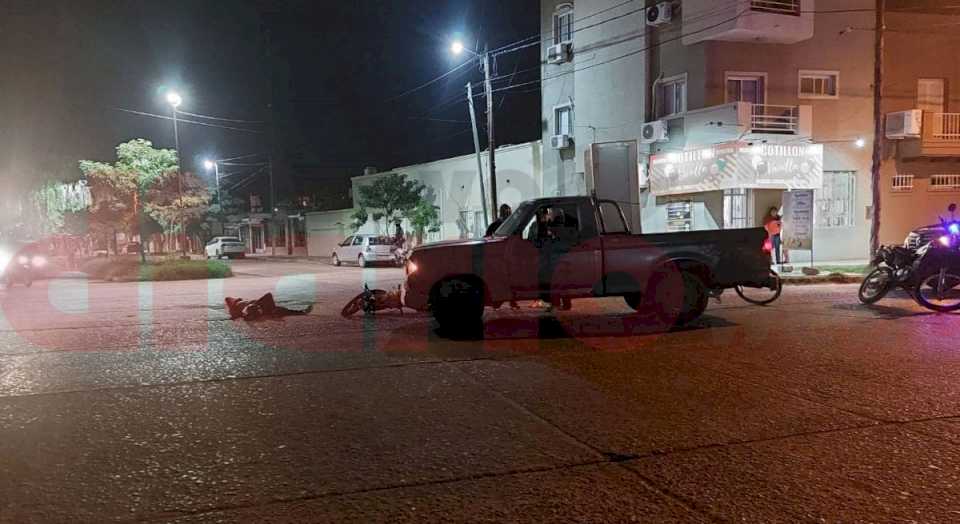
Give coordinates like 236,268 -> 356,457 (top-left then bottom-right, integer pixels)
432,278 -> 484,333
646,270 -> 708,326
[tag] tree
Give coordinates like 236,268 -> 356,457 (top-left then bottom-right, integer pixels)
407,186 -> 441,244
353,173 -> 426,232
79,139 -> 206,260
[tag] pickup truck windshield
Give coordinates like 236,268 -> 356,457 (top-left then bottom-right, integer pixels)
493,201 -> 535,236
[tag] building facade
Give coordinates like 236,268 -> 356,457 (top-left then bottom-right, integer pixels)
350,141 -> 543,241
540,0 -> 959,263
878,10 -> 960,246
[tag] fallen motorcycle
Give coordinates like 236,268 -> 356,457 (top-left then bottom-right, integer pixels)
341,284 -> 404,317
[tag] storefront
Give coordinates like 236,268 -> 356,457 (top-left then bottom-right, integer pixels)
644,141 -> 824,237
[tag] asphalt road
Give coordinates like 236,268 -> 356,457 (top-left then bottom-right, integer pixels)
2,258 -> 959,522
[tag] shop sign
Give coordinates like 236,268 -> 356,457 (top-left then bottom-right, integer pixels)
782,190 -> 815,251
649,142 -> 823,196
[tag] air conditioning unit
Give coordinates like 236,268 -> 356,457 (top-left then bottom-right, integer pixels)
640,120 -> 669,144
885,109 -> 923,139
546,42 -> 572,64
551,134 -> 572,149
646,2 -> 673,27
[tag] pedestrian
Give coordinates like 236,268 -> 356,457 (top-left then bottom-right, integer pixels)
485,204 -> 512,237
483,204 -> 519,309
763,206 -> 783,266
393,220 -> 404,247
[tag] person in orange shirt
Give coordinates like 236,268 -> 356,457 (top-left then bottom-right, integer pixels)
763,206 -> 783,265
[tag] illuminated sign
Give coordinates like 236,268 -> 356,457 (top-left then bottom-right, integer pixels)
648,142 -> 823,196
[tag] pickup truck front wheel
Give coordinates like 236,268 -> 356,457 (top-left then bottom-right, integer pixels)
431,278 -> 484,333
643,270 -> 708,326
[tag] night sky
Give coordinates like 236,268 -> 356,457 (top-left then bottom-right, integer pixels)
0,0 -> 541,209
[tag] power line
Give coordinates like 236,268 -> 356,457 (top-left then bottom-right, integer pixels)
384,58 -> 476,102
176,110 -> 265,125
111,107 -> 264,134
219,152 -> 267,162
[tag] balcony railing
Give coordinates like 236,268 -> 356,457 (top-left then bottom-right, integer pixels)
930,174 -> 960,192
751,104 -> 800,134
892,174 -> 914,192
933,113 -> 960,140
750,0 -> 801,16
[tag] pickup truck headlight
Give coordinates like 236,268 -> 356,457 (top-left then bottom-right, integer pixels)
406,260 -> 418,275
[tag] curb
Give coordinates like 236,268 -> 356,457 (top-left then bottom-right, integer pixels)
782,273 -> 864,285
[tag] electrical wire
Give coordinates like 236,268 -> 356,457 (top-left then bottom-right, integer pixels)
176,110 -> 265,124
384,58 -> 475,102
111,108 -> 264,134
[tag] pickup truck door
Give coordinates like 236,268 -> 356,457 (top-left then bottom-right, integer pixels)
505,201 -> 602,299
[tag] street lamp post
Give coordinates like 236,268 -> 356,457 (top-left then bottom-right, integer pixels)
166,91 -> 187,257
203,159 -> 221,207
452,40 -> 497,226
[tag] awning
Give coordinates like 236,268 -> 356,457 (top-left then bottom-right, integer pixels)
649,142 -> 823,196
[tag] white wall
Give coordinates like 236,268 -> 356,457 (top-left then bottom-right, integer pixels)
305,209 -> 354,258
351,142 -> 543,242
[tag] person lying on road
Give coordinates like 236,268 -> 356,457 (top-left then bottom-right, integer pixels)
225,293 -> 313,321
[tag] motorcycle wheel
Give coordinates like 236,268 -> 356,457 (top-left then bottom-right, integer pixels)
858,267 -> 893,305
913,268 -> 960,313
735,270 -> 782,306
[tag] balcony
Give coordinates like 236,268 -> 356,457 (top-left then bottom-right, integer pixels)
682,0 -> 814,45
681,102 -> 812,148
899,112 -> 960,158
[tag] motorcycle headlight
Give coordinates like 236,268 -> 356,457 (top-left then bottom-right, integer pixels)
950,223 -> 960,235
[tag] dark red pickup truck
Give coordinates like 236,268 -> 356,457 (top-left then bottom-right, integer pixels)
403,196 -> 775,330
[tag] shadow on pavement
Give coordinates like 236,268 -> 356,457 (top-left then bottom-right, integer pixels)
427,313 -> 737,341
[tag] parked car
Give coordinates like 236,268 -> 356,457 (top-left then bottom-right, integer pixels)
205,237 -> 246,259
403,196 -> 776,331
332,234 -> 396,267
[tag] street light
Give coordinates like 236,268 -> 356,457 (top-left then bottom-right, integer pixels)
166,90 -> 186,257
855,137 -> 866,148
451,39 -> 496,228
203,159 -> 221,206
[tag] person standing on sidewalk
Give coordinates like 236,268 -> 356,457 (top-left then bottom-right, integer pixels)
763,206 -> 783,266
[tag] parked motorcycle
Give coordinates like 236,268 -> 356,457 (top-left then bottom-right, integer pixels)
858,244 -> 924,304
911,204 -> 960,313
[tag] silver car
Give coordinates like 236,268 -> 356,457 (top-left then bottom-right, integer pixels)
205,236 -> 246,259
332,234 -> 396,267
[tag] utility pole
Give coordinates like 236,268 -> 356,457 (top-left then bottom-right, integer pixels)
869,0 -> 885,257
269,154 -> 276,257
483,48 -> 498,218
466,82 -> 489,228
171,106 -> 186,258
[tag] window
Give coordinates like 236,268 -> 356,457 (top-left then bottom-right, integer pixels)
892,174 -> 914,192
816,171 -> 856,229
726,73 -> 766,104
723,188 -> 750,229
799,70 -> 839,99
917,78 -> 945,113
666,201 -> 693,232
458,210 -> 486,239
554,104 -> 573,136
930,174 -> 960,192
553,5 -> 573,45
656,74 -> 687,118
351,236 -> 364,246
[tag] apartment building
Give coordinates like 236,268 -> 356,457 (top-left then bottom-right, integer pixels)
540,0 -> 958,262
879,9 -> 960,247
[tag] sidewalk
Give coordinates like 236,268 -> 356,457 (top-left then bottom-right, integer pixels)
777,259 -> 870,285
